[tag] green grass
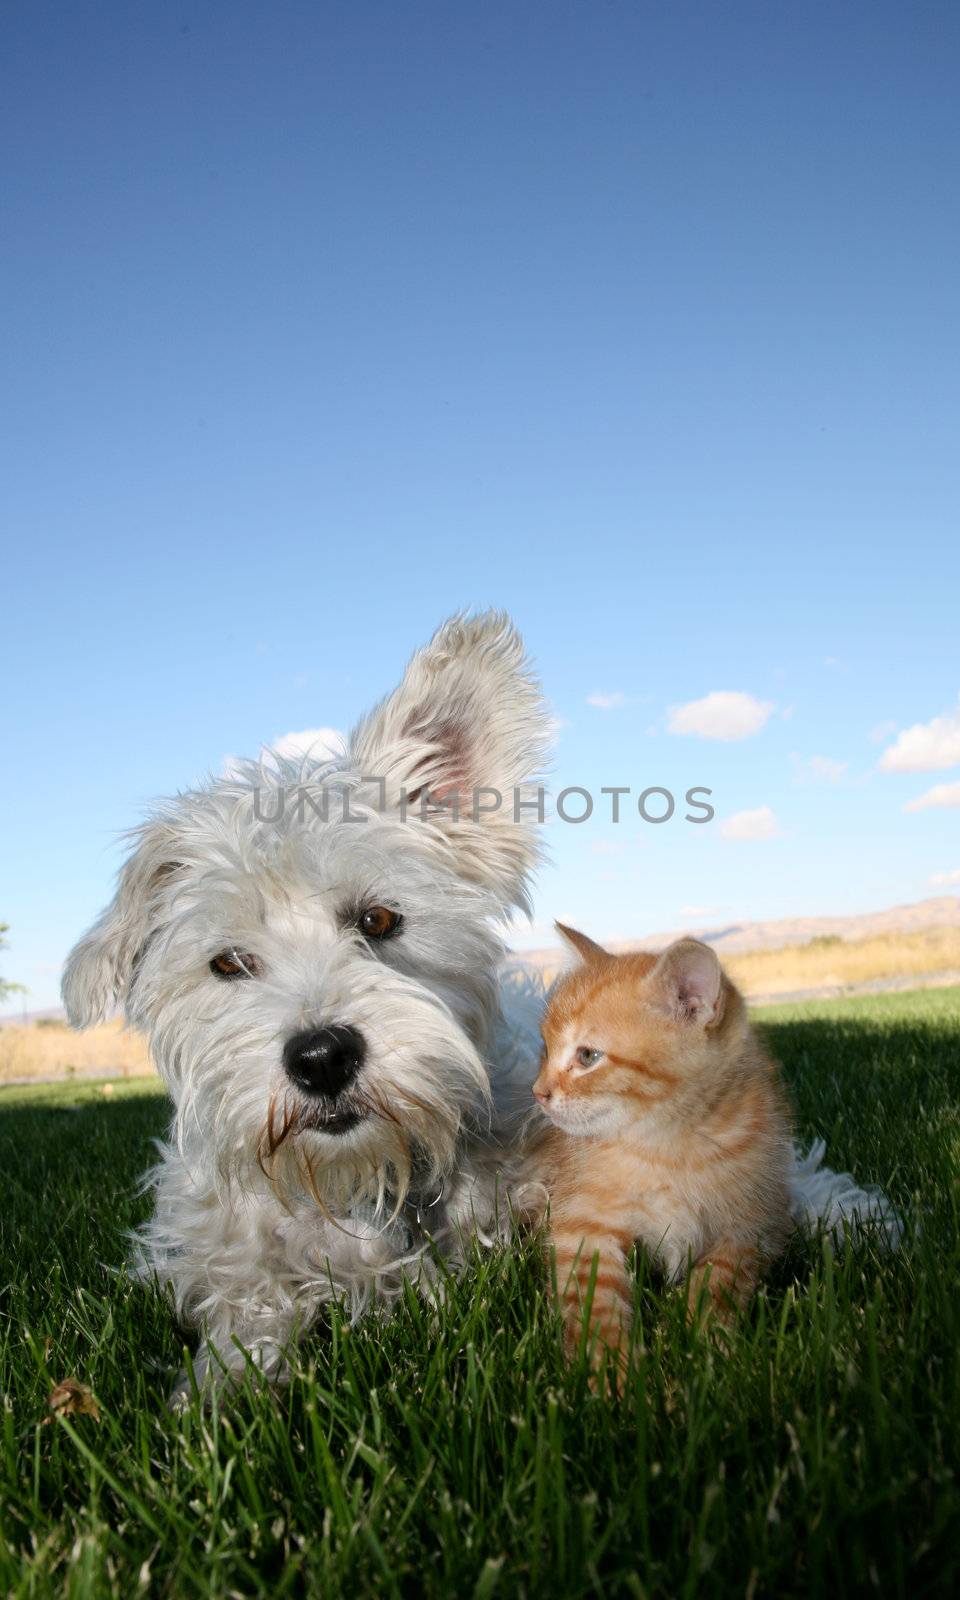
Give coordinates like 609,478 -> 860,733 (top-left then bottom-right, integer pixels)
2,989 -> 959,1597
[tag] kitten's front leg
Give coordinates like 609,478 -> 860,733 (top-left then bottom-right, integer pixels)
687,1241 -> 759,1324
549,1224 -> 634,1384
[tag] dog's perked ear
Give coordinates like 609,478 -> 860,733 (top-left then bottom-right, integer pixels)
347,611 -> 552,910
61,822 -> 180,1027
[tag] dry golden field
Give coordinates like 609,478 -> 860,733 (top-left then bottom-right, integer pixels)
0,1017 -> 154,1084
725,925 -> 960,999
532,925 -> 960,1001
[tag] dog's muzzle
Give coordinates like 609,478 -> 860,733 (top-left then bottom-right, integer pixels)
283,1024 -> 366,1121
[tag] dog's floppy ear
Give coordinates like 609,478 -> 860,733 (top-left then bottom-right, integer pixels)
62,823 -> 180,1027
348,611 -> 551,909
555,923 -> 609,965
646,938 -> 725,1027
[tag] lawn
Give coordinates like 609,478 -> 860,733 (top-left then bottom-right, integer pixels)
1,988 -> 958,1597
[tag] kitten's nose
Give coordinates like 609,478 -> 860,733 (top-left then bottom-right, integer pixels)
533,1084 -> 551,1104
283,1025 -> 365,1098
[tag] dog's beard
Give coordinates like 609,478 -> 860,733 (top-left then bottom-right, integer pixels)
254,1070 -> 459,1220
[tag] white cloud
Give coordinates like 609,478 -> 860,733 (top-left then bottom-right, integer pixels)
587,691 -> 626,710
869,719 -> 898,745
667,691 -> 774,742
270,727 -> 345,763
930,868 -> 960,887
590,839 -> 625,856
904,782 -> 960,813
807,755 -> 848,783
880,698 -> 960,773
223,727 -> 345,778
720,805 -> 782,841
791,753 -> 849,785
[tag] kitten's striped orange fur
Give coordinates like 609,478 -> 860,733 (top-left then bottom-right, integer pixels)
530,925 -> 793,1379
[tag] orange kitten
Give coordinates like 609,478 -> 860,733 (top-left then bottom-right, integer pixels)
530,925 -> 793,1376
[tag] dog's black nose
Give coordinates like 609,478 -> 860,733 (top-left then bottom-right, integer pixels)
283,1025 -> 365,1098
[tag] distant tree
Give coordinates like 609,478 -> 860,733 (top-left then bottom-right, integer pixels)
0,923 -> 27,1002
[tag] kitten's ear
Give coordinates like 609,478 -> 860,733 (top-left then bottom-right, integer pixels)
555,923 -> 609,964
648,939 -> 724,1027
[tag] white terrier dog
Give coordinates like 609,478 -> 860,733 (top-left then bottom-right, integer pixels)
63,611 -> 896,1399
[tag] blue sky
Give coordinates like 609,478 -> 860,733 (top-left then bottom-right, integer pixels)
3,1 -> 959,1013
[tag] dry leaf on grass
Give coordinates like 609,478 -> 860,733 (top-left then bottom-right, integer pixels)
45,1377 -> 100,1423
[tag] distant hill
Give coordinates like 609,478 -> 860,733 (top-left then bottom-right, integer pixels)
508,895 -> 960,972
0,1006 -> 67,1028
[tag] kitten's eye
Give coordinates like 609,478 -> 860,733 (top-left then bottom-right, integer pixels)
358,906 -> 403,941
210,950 -> 262,980
576,1046 -> 603,1068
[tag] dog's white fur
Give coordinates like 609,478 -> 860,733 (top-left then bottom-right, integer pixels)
63,612 -> 898,1398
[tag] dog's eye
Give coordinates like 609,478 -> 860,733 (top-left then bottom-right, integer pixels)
210,950 -> 262,980
576,1046 -> 603,1068
358,906 -> 402,941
